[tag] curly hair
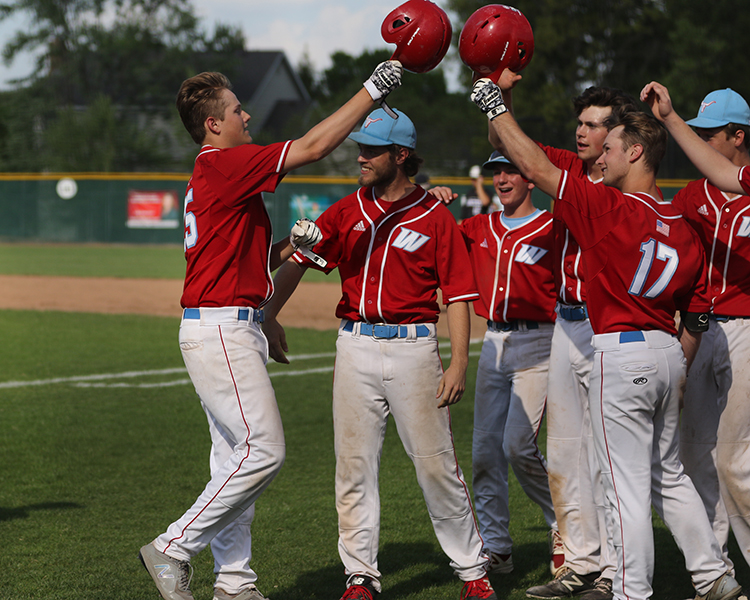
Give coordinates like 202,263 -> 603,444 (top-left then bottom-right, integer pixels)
573,86 -> 639,118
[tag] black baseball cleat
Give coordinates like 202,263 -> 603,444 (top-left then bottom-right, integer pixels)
578,578 -> 613,600
340,574 -> 379,600
526,567 -> 601,599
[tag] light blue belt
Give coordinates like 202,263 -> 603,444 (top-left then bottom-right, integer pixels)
342,321 -> 430,339
619,331 -> 645,343
182,308 -> 264,323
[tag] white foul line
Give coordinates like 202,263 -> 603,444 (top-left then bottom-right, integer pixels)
0,342 -> 482,389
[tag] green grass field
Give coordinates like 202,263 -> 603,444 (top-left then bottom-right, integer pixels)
0,244 -> 747,600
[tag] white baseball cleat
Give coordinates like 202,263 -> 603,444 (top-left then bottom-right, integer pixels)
139,542 -> 195,600
214,586 -> 268,600
695,573 -> 744,600
487,551 -> 514,574
549,529 -> 566,576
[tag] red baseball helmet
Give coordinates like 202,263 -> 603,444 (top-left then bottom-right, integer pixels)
459,4 -> 534,81
381,0 -> 453,74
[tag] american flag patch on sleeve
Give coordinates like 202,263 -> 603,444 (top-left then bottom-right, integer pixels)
656,219 -> 670,237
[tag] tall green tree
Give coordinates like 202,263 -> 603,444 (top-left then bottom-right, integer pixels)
281,49 -> 490,177
447,0 -> 749,177
0,0 -> 244,171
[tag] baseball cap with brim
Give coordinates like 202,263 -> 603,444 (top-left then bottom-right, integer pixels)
348,108 -> 416,149
482,150 -> 513,170
686,88 -> 750,129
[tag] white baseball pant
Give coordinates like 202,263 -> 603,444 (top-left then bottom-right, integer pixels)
590,330 -> 726,600
682,317 -> 750,570
547,313 -> 615,579
333,322 -> 487,585
154,307 -> 286,594
680,318 -> 733,572
472,322 -> 557,556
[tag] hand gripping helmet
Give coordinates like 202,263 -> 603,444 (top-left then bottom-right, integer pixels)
459,4 -> 534,81
381,0 -> 453,74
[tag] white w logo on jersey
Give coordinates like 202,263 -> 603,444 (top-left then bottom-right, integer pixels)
392,227 -> 431,252
515,244 -> 548,265
738,216 -> 750,238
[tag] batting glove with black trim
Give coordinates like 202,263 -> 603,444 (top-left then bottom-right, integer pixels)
364,60 -> 403,102
471,78 -> 508,120
290,218 -> 322,249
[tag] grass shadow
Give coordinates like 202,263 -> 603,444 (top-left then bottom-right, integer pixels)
0,501 -> 83,521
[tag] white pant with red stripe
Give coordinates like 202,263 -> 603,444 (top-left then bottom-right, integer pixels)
333,322 -> 487,584
590,330 -> 726,600
154,307 -> 286,594
472,323 -> 557,556
547,316 -> 615,579
681,317 -> 750,572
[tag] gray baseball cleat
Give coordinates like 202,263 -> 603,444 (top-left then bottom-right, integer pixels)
526,567 -> 601,599
139,542 -> 195,600
213,586 -> 268,600
578,578 -> 613,600
695,573 -> 744,600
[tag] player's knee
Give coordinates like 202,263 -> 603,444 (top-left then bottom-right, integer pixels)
502,431 -> 533,464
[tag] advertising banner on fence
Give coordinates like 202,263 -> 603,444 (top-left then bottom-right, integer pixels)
126,190 -> 180,229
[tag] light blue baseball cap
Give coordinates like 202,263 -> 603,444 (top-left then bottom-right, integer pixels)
482,150 -> 513,170
686,89 -> 750,129
348,108 -> 416,149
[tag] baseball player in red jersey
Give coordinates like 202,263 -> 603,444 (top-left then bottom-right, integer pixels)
474,78 -> 744,600
644,82 -> 750,571
262,108 -> 497,600
138,64 -> 403,600
458,151 -> 558,577
493,80 -> 638,600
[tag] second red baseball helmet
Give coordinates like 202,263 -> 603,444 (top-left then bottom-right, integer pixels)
381,0 -> 453,74
459,4 -> 534,81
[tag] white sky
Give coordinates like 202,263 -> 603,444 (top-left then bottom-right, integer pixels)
0,0 -> 460,90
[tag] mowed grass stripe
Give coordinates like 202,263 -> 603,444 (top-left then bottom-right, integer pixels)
0,309 -> 730,600
0,242 -> 331,281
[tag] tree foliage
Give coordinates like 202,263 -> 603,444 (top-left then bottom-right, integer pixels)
278,48 -> 490,177
447,0 -> 750,177
0,0 -> 244,170
0,0 -> 747,175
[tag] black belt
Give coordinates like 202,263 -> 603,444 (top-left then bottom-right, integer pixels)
487,320 -> 539,332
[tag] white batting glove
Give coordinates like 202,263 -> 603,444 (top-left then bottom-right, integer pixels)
471,78 -> 508,120
364,60 -> 403,102
290,218 -> 322,249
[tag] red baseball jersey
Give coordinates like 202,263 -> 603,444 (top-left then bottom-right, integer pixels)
672,178 -> 750,316
180,142 -> 292,309
292,186 -> 479,324
460,210 -> 556,323
740,165 -> 750,195
539,143 -> 596,305
554,173 -> 711,335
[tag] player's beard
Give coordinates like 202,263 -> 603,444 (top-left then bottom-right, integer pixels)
359,155 -> 399,189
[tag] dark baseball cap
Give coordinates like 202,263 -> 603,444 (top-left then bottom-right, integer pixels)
482,150 -> 514,170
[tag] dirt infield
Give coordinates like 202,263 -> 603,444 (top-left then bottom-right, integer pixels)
0,275 -> 486,337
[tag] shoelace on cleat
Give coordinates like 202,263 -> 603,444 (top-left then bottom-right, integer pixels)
341,585 -> 374,600
460,578 -> 495,600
